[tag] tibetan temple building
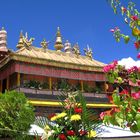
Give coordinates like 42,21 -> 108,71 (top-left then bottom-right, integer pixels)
0,27 -> 114,115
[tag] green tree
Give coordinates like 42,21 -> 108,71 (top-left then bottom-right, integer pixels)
0,90 -> 35,138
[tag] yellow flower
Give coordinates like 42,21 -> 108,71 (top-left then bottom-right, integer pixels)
50,116 -> 58,121
70,114 -> 81,121
87,130 -> 96,138
117,77 -> 123,83
44,124 -> 50,131
57,112 -> 67,119
132,28 -> 140,37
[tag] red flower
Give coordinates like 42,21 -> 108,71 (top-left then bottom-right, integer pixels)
131,15 -> 139,21
134,41 -> 140,49
137,109 -> 140,112
119,89 -> 129,95
137,80 -> 140,86
110,107 -> 119,115
137,53 -> 140,59
48,113 -> 56,119
79,130 -> 87,136
131,92 -> 140,100
58,134 -> 67,140
74,107 -> 82,113
67,130 -> 75,136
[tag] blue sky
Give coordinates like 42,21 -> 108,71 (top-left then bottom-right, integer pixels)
0,0 -> 140,64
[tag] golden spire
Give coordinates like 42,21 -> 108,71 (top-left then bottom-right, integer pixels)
16,31 -> 24,49
54,27 -> 64,51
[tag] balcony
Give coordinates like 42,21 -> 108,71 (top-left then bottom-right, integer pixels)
14,87 -> 110,103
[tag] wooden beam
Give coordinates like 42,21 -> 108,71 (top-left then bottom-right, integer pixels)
6,77 -> 9,90
0,80 -> 2,93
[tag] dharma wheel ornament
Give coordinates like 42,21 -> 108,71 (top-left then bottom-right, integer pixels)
40,39 -> 49,52
54,27 -> 64,51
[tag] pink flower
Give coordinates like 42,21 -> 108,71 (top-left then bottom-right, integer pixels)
131,15 -> 139,21
103,60 -> 118,73
128,66 -> 138,73
110,29 -> 115,32
121,7 -> 127,12
137,53 -> 140,59
100,112 -> 106,120
131,92 -> 140,100
103,65 -> 111,73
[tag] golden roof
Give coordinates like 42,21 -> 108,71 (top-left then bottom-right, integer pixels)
0,45 -> 105,72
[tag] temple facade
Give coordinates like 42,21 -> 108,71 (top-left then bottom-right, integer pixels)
0,27 -> 114,115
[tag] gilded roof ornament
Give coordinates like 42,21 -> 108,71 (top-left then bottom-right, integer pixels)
84,45 -> 93,60
40,39 -> 49,52
64,40 -> 71,53
54,27 -> 64,51
72,43 -> 80,57
16,31 -> 24,49
22,32 -> 35,48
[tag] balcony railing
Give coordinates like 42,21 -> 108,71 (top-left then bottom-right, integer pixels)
14,87 -> 110,103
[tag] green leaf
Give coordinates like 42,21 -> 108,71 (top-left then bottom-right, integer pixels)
115,113 -> 124,126
130,124 -> 138,133
137,20 -> 140,26
127,113 -> 133,122
108,75 -> 115,83
112,94 -> 120,105
136,120 -> 140,130
135,113 -> 140,121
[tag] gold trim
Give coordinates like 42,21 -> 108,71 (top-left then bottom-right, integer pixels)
29,100 -> 116,108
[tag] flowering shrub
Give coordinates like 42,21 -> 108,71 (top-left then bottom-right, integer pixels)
108,0 -> 140,58
42,92 -> 98,140
101,61 -> 140,132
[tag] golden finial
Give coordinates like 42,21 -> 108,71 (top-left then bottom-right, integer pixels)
16,31 -> 24,49
54,27 -> 64,51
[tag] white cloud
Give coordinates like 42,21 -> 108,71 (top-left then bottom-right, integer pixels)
118,57 -> 140,69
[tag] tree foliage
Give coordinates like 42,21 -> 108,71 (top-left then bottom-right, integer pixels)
0,90 -> 35,138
